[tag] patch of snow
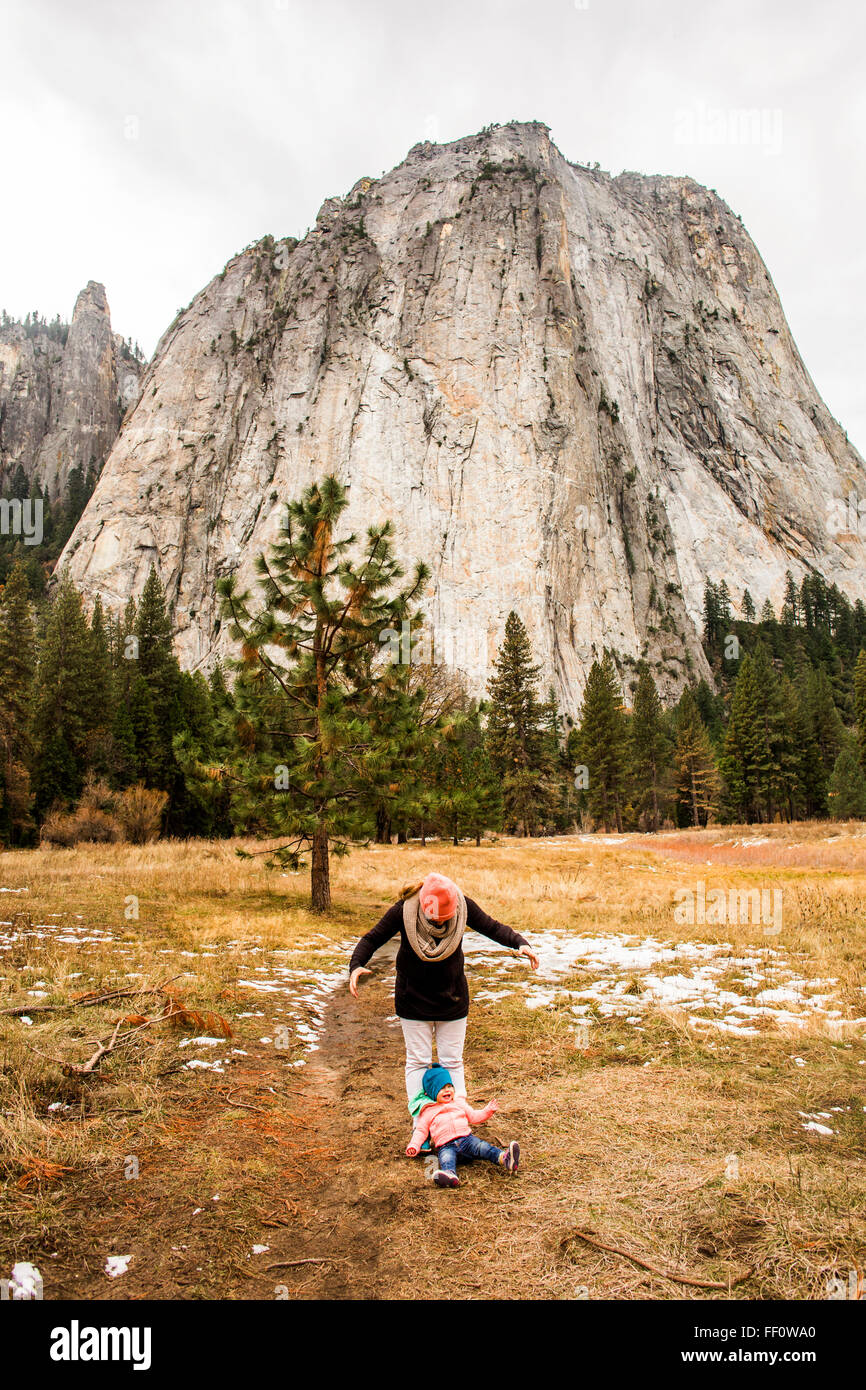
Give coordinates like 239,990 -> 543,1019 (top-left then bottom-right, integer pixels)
9,1262 -> 41,1298
104,1255 -> 131,1278
464,927 -> 859,1040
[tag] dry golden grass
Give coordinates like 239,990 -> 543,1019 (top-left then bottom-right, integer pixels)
1,825 -> 864,1300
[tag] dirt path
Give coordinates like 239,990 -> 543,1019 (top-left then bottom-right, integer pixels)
31,953 -> 561,1301
17,937 -> 862,1302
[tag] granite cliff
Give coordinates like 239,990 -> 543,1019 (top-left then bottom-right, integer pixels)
58,123 -> 866,710
0,282 -> 144,499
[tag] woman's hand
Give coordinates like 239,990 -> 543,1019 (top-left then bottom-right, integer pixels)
349,966 -> 372,998
519,944 -> 540,971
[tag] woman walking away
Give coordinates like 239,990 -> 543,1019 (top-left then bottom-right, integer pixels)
348,872 -> 539,1114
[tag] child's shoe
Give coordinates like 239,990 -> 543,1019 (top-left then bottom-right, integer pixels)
503,1141 -> 520,1173
433,1169 -> 460,1188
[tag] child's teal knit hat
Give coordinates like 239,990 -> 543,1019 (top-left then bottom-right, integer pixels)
422,1066 -> 453,1101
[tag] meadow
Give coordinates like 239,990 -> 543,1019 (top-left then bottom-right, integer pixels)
1,824 -> 864,1300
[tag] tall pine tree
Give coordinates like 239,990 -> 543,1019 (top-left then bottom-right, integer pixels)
486,612 -> 557,835
630,663 -> 669,831
0,563 -> 36,843
214,474 -> 428,911
574,650 -> 628,833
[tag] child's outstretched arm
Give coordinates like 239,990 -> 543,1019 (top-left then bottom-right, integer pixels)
461,1098 -> 498,1126
406,1108 -> 433,1157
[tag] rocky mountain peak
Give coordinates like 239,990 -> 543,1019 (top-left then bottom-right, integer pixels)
0,283 -> 145,500
57,124 -> 866,710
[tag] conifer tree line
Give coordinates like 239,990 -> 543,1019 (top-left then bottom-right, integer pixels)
564,575 -> 866,831
0,462 -> 101,596
3,484 -> 866,858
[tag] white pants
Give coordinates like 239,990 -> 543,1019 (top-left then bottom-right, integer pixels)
399,1017 -> 468,1100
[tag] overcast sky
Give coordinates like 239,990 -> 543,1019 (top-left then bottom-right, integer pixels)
3,0 -> 864,449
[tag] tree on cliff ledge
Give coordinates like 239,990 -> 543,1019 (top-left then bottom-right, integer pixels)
215,474 -> 428,911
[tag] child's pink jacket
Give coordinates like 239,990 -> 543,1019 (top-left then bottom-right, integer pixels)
409,1098 -> 496,1151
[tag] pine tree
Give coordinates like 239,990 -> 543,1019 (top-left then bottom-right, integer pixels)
110,696 -> 137,787
0,563 -> 36,842
782,571 -> 799,626
742,590 -> 756,623
84,595 -> 115,780
215,474 -> 428,911
778,675 -> 809,819
718,580 -> 732,632
630,663 -> 668,831
719,655 -> 763,821
674,688 -> 719,826
430,709 -> 503,845
486,612 -> 557,835
853,649 -> 866,770
749,642 -> 792,821
134,566 -> 181,787
31,574 -> 95,814
574,650 -> 628,832
807,666 -> 844,811
827,736 -> 866,819
703,580 -> 720,648
129,676 -> 161,786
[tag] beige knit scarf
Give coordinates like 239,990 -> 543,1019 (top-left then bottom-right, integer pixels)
401,888 -> 467,962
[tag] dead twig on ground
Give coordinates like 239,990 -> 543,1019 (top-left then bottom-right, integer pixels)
265,1256 -> 344,1270
561,1229 -> 756,1291
222,1090 -> 271,1113
0,976 -> 184,1017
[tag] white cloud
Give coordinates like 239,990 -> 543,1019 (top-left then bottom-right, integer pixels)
2,0 -> 864,448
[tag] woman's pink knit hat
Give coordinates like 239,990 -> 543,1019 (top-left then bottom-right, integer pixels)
419,873 -> 460,922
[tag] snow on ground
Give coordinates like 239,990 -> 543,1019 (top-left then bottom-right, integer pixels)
463,930 -> 865,1038
1,916 -> 350,1070
9,1262 -> 42,1298
0,921 -> 115,951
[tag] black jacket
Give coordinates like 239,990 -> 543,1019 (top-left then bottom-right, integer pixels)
349,896 -> 529,1021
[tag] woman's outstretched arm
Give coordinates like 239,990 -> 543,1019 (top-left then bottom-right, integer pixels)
465,897 -> 539,969
348,900 -> 403,996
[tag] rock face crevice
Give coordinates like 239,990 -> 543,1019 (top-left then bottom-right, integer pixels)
59,122 -> 866,711
0,282 -> 144,499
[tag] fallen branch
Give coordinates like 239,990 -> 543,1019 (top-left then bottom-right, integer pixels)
21,1006 -> 184,1076
560,1230 -> 755,1291
65,1018 -> 124,1076
222,1090 -> 271,1113
265,1257 -> 343,1270
1,976 -> 184,1018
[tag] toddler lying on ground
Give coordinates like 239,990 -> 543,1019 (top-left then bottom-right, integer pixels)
406,1065 -> 520,1188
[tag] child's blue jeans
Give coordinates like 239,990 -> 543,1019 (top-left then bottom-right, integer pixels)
436,1134 -> 502,1175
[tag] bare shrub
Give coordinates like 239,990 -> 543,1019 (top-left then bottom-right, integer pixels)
40,804 -> 122,846
115,784 -> 168,844
40,776 -> 166,847
78,774 -> 118,815
40,808 -> 78,847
